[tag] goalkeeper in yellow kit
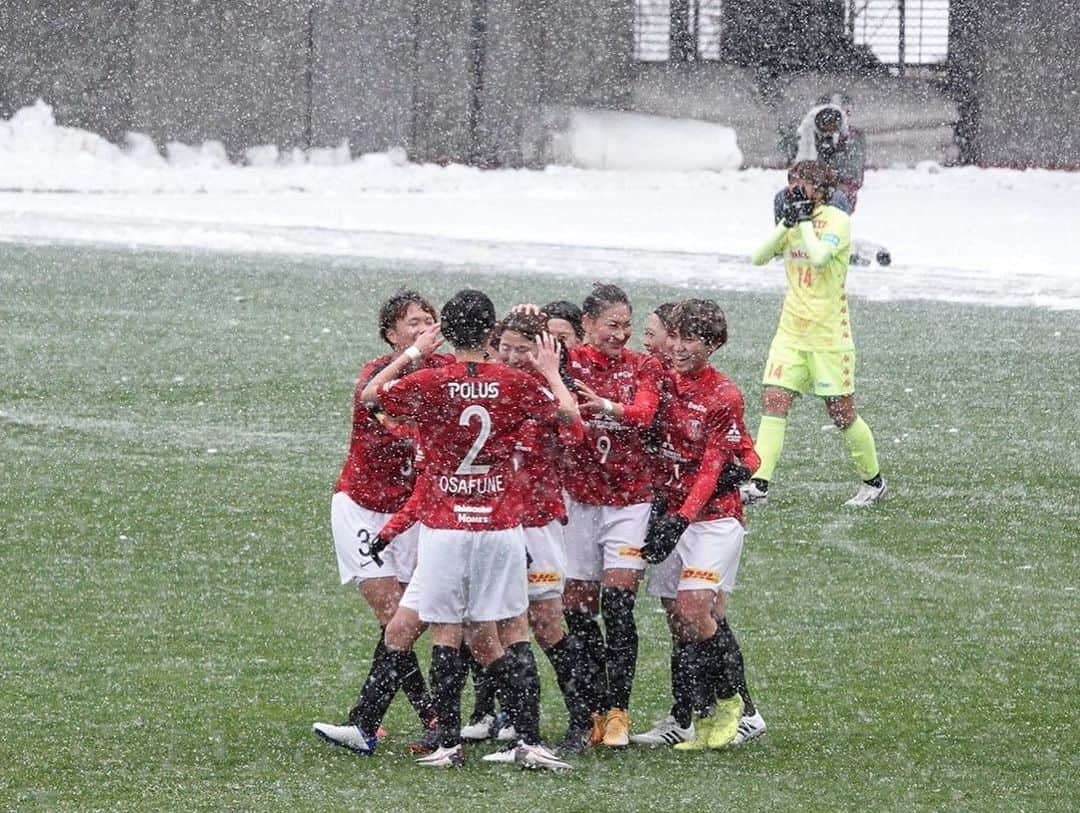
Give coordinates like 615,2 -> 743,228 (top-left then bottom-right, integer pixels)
744,160 -> 886,507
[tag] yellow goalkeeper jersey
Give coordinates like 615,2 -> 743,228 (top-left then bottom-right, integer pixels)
775,204 -> 853,351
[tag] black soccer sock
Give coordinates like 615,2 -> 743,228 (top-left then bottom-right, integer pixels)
347,644 -> 412,735
669,638 -> 695,729
490,642 -> 542,745
716,618 -> 755,716
542,634 -> 592,729
429,645 -> 467,748
564,609 -> 609,713
461,643 -> 496,721
600,586 -> 639,711
693,626 -> 736,711
400,647 -> 437,727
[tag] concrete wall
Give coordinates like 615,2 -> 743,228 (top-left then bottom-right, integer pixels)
0,1 -> 135,142
966,0 -> 1080,167
310,1 -> 417,155
129,0 -> 311,152
0,0 -> 629,166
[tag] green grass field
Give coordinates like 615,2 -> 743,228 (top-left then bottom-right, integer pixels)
2,242 -> 1077,812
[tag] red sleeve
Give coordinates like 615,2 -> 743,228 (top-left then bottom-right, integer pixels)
619,354 -> 662,426
378,485 -> 422,541
377,369 -> 429,419
676,439 -> 728,521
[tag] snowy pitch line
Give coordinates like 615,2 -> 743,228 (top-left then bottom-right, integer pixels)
1,211 -> 1077,311
0,408 -> 336,455
818,515 -> 1061,599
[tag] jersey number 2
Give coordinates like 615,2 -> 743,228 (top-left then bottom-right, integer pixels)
455,405 -> 492,475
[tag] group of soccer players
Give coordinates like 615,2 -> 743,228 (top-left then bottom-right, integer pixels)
311,159 -> 885,771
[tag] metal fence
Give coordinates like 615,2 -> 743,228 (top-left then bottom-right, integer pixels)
634,0 -> 950,70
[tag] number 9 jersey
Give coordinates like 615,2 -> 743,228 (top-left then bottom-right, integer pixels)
564,344 -> 663,507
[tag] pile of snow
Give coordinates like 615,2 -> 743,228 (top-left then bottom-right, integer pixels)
1,102 -> 1078,311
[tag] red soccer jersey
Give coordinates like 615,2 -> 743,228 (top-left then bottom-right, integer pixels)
654,365 -> 759,524
377,360 -> 563,530
563,344 -> 663,506
334,353 -> 452,513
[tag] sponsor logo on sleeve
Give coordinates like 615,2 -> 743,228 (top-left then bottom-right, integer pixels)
822,233 -> 841,247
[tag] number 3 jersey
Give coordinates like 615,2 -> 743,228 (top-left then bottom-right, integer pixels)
654,365 -> 759,524
334,352 -> 451,513
564,344 -> 663,507
377,361 -> 564,530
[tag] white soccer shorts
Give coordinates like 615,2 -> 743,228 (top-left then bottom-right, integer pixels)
330,491 -> 419,585
646,517 -> 744,599
523,521 -> 568,600
412,525 -> 529,623
562,497 -> 652,581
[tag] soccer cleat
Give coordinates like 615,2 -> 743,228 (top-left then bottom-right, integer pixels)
405,720 -> 441,755
732,710 -> 767,745
602,708 -> 630,748
460,713 -> 497,741
588,711 -> 607,746
673,715 -> 712,751
844,478 -> 887,507
312,722 -> 378,756
481,742 -> 521,764
515,743 -> 573,772
629,715 -> 694,747
494,719 -> 517,742
706,695 -> 744,749
415,744 -> 464,768
555,723 -> 592,756
740,479 -> 769,506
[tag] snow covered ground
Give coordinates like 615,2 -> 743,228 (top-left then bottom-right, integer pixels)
2,101 -> 1078,311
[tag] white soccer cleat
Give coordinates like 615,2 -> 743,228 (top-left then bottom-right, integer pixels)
311,722 -> 377,756
732,711 -> 767,745
740,480 -> 769,506
515,742 -> 573,772
844,478 -> 887,507
481,743 -> 520,764
495,723 -> 517,742
415,743 -> 464,768
460,713 -> 497,741
629,715 -> 694,747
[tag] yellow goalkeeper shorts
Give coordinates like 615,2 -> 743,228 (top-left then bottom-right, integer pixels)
761,338 -> 856,397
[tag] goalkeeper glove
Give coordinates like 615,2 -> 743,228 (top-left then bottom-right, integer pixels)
787,186 -> 815,223
640,513 -> 689,565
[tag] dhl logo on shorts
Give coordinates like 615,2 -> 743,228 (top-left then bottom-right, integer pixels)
681,567 -> 720,583
617,546 -> 643,559
528,571 -> 562,585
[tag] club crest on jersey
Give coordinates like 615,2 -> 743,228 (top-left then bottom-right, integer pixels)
448,381 -> 500,399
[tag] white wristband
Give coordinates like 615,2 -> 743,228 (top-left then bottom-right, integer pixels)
403,346 -> 422,362
600,398 -> 614,415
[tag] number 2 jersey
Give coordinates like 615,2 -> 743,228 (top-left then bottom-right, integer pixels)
377,360 -> 567,530
654,365 -> 759,524
564,343 -> 663,507
334,352 -> 451,513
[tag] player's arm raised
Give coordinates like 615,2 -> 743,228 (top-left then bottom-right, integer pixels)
751,221 -> 790,265
530,331 -> 581,426
360,322 -> 444,409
